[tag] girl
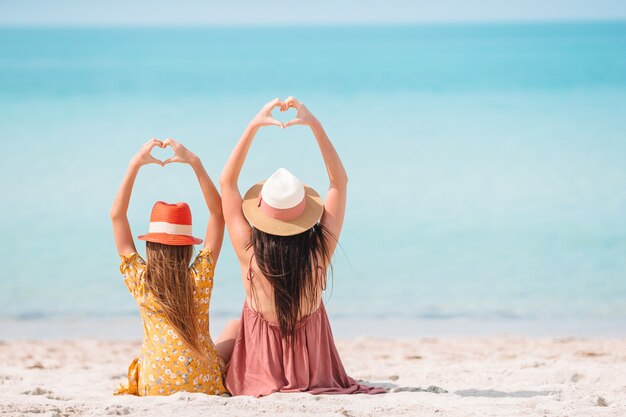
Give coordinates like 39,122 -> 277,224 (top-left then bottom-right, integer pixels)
111,138 -> 226,396
216,97 -> 385,397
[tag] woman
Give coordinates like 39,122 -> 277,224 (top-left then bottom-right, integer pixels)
111,138 -> 226,396
217,97 -> 385,397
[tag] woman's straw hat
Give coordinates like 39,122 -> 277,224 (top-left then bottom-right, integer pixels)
138,201 -> 203,246
242,168 -> 324,236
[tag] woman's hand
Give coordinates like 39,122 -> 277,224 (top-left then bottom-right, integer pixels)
249,98 -> 284,129
163,138 -> 199,165
281,96 -> 319,128
131,138 -> 165,167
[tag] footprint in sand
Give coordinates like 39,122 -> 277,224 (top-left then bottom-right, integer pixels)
45,393 -> 71,401
22,387 -> 51,395
105,404 -> 131,415
21,387 -> 71,401
62,405 -> 85,416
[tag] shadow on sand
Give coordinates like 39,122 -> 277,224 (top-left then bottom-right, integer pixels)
455,389 -> 558,398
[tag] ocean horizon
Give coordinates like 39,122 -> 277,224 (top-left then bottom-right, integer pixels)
1,21 -> 625,337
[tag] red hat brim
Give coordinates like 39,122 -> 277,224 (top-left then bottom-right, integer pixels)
137,233 -> 203,246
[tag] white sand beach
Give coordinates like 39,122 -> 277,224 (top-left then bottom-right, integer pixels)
1,337 -> 625,417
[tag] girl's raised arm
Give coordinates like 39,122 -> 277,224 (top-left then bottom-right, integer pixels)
162,138 -> 225,262
110,138 -> 165,256
282,96 -> 348,257
219,98 -> 283,259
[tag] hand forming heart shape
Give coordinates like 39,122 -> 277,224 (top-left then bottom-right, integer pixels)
272,105 -> 297,127
255,96 -> 317,129
139,137 -> 196,167
149,141 -> 174,165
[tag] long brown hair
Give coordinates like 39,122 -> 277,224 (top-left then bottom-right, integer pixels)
144,241 -> 204,360
247,223 -> 333,342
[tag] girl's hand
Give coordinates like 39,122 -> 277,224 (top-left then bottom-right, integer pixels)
281,96 -> 319,128
163,138 -> 199,165
249,98 -> 284,129
131,138 -> 165,167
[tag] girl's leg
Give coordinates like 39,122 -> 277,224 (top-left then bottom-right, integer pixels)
215,319 -> 240,365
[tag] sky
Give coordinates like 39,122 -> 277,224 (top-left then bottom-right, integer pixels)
1,0 -> 626,26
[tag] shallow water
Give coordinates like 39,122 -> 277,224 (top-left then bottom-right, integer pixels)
0,23 -> 625,334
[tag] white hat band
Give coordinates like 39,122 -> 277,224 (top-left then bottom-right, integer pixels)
148,221 -> 193,236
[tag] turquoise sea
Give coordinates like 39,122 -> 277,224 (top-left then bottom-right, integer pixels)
1,23 -> 625,337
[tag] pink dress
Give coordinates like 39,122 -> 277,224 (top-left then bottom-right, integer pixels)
225,301 -> 386,397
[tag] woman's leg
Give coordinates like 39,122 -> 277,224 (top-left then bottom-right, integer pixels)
215,319 -> 240,365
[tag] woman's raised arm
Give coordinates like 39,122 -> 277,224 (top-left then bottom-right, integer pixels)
219,98 -> 283,258
110,138 -> 165,256
162,138 -> 225,262
282,97 -> 348,256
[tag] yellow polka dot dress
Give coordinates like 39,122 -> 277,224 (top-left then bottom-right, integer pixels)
114,248 -> 226,396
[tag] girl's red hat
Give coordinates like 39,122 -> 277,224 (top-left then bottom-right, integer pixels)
138,201 -> 203,246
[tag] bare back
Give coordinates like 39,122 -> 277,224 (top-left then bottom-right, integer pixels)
239,251 -> 326,325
